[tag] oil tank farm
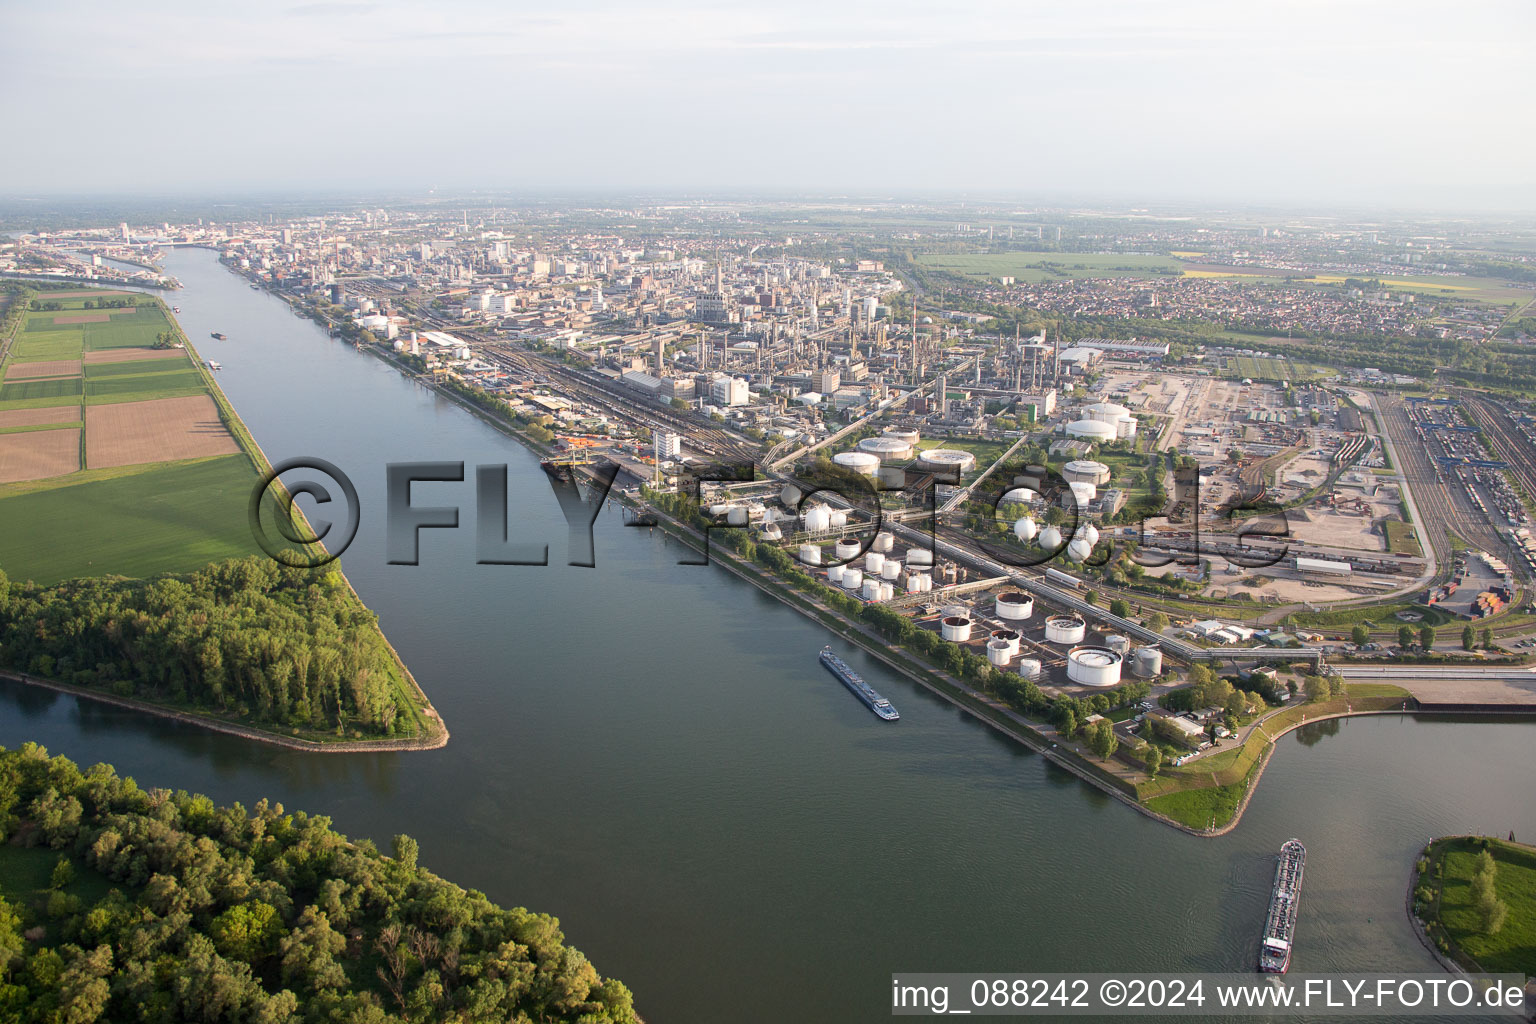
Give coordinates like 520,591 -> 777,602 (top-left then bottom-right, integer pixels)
1063,459 -> 1111,486
1067,646 -> 1124,687
917,448 -> 977,475
857,436 -> 913,462
832,450 -> 880,476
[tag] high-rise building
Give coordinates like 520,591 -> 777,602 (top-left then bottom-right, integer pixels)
655,432 -> 681,462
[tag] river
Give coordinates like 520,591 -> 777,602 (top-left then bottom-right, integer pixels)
2,249 -> 1533,1023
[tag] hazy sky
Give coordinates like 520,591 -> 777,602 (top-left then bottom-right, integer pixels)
3,0 -> 1533,207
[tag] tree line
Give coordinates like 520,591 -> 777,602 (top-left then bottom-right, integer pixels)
0,743 -> 638,1022
0,558 -> 423,739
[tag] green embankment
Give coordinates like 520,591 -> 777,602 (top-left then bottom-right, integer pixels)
1415,837 -> 1536,975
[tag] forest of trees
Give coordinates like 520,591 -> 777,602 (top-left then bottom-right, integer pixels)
0,559 -> 424,739
0,744 -> 638,1022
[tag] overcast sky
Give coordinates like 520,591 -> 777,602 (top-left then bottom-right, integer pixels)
2,0 -> 1532,208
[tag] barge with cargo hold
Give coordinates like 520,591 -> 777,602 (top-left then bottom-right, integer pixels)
1258,839 -> 1305,973
819,647 -> 899,721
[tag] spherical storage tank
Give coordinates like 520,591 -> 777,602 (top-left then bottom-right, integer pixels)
798,543 -> 822,565
760,523 -> 782,541
1131,646 -> 1164,678
996,591 -> 1034,621
1067,646 -> 1123,687
828,509 -> 848,530
1045,615 -> 1087,644
1013,517 -> 1038,542
832,451 -> 880,476
1066,538 -> 1093,562
1063,460 -> 1111,486
1065,419 -> 1116,443
941,616 -> 973,642
780,483 -> 802,507
1038,525 -> 1064,551
1075,523 -> 1100,547
917,448 -> 977,474
857,436 -> 913,463
803,505 -> 831,533
726,507 -> 748,526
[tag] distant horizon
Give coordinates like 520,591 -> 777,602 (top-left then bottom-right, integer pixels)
2,1 -> 1532,210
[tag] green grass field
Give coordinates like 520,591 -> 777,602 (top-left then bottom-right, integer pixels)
85,355 -> 193,377
0,377 -> 83,402
1428,838 -> 1536,974
1385,520 -> 1423,557
0,454 -> 262,584
917,252 -> 1184,283
0,844 -> 118,911
83,367 -> 206,399
9,331 -> 84,361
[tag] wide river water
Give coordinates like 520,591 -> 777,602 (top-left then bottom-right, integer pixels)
2,249 -> 1533,1023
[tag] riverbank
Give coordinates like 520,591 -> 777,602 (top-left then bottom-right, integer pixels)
1411,835 -> 1536,979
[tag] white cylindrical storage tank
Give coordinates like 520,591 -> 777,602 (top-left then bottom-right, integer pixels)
1132,646 -> 1164,678
828,564 -> 845,585
880,582 -> 894,601
906,574 -> 924,593
941,616 -> 973,642
987,639 -> 1013,667
1002,487 -> 1036,505
1085,402 -> 1131,426
865,551 -> 885,574
843,567 -> 863,590
877,466 -> 905,490
881,559 -> 901,580
863,579 -> 881,600
1017,658 -> 1042,681
1067,646 -> 1123,687
1063,460 -> 1111,486
881,427 -> 921,446
1065,419 -> 1117,443
919,575 -> 933,593
832,451 -> 880,476
1066,538 -> 1092,562
1067,481 -> 1098,506
1045,616 -> 1087,644
857,436 -> 913,463
996,591 -> 1034,621
709,503 -> 733,517
1038,525 -> 1063,551
726,507 -> 748,526
941,604 -> 969,619
917,448 -> 977,475
1104,634 -> 1131,656
990,629 -> 1021,657
1013,517 -> 1038,542
835,539 -> 862,561
1116,418 -> 1138,440
798,543 -> 822,565
906,547 -> 933,567
873,532 -> 895,553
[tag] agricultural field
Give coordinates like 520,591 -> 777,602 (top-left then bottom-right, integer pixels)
916,252 -> 1184,283
0,454 -> 262,584
0,289 -> 259,580
1306,273 -> 1534,307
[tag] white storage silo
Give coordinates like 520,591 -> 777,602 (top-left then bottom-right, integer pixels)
1131,646 -> 1164,678
880,582 -> 894,601
828,564 -> 845,585
941,616 -> 973,642
863,579 -> 881,600
798,543 -> 822,565
906,547 -> 934,567
1045,616 -> 1087,644
843,567 -> 863,590
995,591 -> 1034,621
873,532 -> 895,553
1075,523 -> 1100,547
881,559 -> 901,581
835,539 -> 862,561
1017,658 -> 1042,681
986,639 -> 1013,667
865,551 -> 885,574
1067,646 -> 1123,687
